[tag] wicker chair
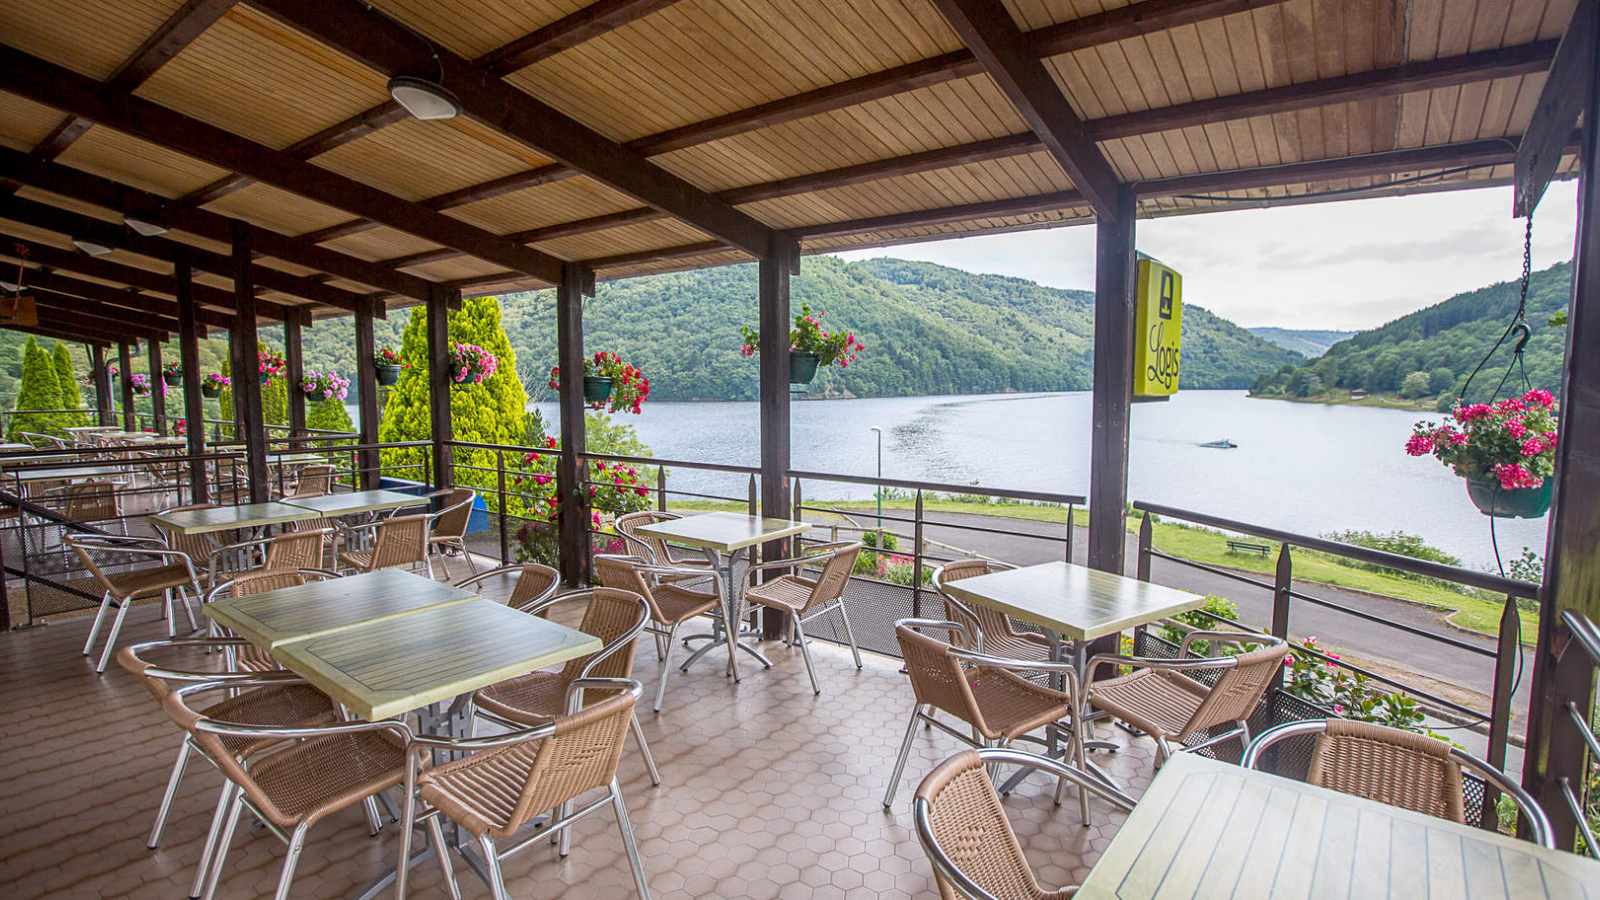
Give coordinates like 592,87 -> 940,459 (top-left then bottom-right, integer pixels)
593,554 -> 722,711
203,526 -> 333,580
913,749 -> 1109,900
19,431 -> 66,450
68,533 -> 203,672
882,619 -> 1127,821
1086,632 -> 1289,767
396,679 -> 651,900
163,678 -> 412,900
614,510 -> 715,583
424,487 -> 478,579
204,568 -> 339,670
63,479 -> 127,534
281,463 -> 335,499
742,541 -> 863,694
337,513 -> 431,577
455,562 -> 560,610
931,559 -> 1050,663
1242,718 -> 1555,848
471,587 -> 662,807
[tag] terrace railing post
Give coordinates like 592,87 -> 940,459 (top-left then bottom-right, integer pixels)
353,299 -> 380,489
1087,184 -> 1136,578
1272,543 -> 1294,688
1065,503 -> 1075,564
657,467 -> 667,513
1483,595 -> 1523,830
146,339 -> 165,435
230,222 -> 269,504
748,474 -> 757,515
284,308 -> 307,440
175,262 -> 207,501
90,344 -> 112,427
912,489 -> 925,619
1135,511 -> 1152,581
117,341 -> 135,433
497,449 -> 508,565
425,284 -> 455,493
554,263 -> 589,586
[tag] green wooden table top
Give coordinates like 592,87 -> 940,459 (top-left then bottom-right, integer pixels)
149,501 -> 320,535
271,598 -> 602,720
1076,753 -> 1600,899
9,465 -> 122,482
63,425 -> 118,433
939,560 -> 1203,642
203,569 -> 477,650
281,489 -> 420,516
635,511 -> 811,553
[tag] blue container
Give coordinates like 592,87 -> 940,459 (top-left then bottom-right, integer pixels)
380,477 -> 490,533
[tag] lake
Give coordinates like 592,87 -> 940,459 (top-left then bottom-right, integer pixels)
527,390 -> 1548,569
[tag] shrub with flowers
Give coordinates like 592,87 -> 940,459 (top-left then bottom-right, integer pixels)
739,303 -> 864,368
257,349 -> 287,386
1405,388 -> 1560,490
201,373 -> 230,392
1283,637 -> 1427,733
509,437 -> 654,565
548,352 -> 650,415
447,342 -> 497,385
299,370 -> 350,403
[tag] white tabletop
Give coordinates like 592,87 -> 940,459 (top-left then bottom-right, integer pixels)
635,511 -> 811,553
9,465 -> 121,482
63,425 -> 118,433
940,561 -> 1204,642
204,569 -> 476,650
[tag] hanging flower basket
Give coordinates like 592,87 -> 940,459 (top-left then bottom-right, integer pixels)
373,346 -> 405,386
740,303 -> 864,385
583,375 -> 614,404
300,370 -> 350,404
200,373 -> 229,399
258,349 -> 287,387
129,373 -> 154,397
549,352 -> 649,414
448,342 -> 497,386
161,362 -> 182,387
1405,388 -> 1560,519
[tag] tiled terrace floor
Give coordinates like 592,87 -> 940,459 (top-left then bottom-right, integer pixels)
0,563 -> 1157,899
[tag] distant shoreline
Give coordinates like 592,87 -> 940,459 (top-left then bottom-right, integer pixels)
1247,392 -> 1438,412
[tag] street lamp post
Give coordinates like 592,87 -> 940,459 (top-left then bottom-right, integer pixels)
870,426 -> 883,543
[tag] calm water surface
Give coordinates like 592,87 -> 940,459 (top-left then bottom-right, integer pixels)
526,390 -> 1546,568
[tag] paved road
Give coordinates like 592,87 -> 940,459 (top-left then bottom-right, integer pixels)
826,506 -> 1530,743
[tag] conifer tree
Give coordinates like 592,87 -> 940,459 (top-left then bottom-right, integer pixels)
9,337 -> 65,439
218,340 -> 289,432
52,343 -> 83,417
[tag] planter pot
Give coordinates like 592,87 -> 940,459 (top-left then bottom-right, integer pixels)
200,384 -> 221,398
583,375 -> 614,405
789,351 -> 820,385
375,364 -> 401,386
1465,475 -> 1553,518
162,371 -> 181,387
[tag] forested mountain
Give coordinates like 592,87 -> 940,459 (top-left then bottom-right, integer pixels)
1250,262 -> 1571,406
0,256 -> 1301,410
1247,327 -> 1355,357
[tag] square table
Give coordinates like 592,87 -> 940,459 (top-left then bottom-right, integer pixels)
203,568 -> 476,651
281,489 -> 420,517
63,425 -> 118,434
9,464 -> 123,484
1075,752 -> 1600,899
271,597 -> 602,720
635,511 -> 811,680
148,501 -> 320,536
0,442 -> 35,452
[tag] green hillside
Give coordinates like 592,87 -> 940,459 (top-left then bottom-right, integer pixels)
1250,262 -> 1571,407
1247,327 -> 1355,358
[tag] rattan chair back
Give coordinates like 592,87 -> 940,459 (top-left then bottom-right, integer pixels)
593,554 -> 667,621
154,503 -> 219,568
804,542 -> 861,610
65,479 -> 121,523
614,510 -> 680,565
507,563 -> 558,609
66,534 -> 131,597
896,624 -> 986,733
431,487 -> 474,538
1176,642 -> 1290,740
287,464 -> 335,498
914,749 -> 1067,900
932,559 -> 1022,649
367,514 -> 428,571
558,588 -> 648,684
262,529 -> 327,570
1307,718 -> 1466,823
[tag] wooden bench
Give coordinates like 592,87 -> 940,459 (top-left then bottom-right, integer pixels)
1225,540 -> 1271,556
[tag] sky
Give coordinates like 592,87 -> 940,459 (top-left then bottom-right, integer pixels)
831,180 -> 1581,332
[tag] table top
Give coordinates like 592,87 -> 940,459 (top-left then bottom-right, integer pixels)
9,465 -> 121,482
63,425 -> 118,433
269,451 -> 326,463
0,442 -> 35,451
282,489 -> 420,516
635,511 -> 811,553
939,561 -> 1203,642
271,598 -> 601,720
203,569 -> 477,650
149,501 -> 320,535
1076,753 -> 1600,900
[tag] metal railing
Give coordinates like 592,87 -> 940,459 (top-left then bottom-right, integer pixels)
1549,609 -> 1600,854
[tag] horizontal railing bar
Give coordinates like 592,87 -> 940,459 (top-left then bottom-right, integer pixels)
1561,609 -> 1600,666
791,469 -> 1085,505
1145,547 -> 1281,592
1133,501 -> 1536,598
589,450 -> 759,475
1286,587 -> 1500,657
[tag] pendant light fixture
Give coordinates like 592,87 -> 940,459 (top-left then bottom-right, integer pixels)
72,237 -> 113,256
388,75 -> 462,120
123,214 -> 168,237
0,280 -> 17,292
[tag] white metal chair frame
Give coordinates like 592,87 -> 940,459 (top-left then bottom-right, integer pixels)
332,512 -> 433,578
423,487 -> 479,580
743,540 -> 864,695
594,553 -> 726,712
69,532 -> 203,672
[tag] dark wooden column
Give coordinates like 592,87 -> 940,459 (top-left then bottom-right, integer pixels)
231,221 -> 269,503
1524,2 -> 1600,848
284,308 -> 306,438
117,341 -> 134,432
426,283 -> 454,492
354,298 -> 381,489
90,344 -> 112,426
146,340 -> 165,434
1087,185 -> 1138,576
758,247 -> 795,636
175,261 -> 208,501
556,263 -> 591,586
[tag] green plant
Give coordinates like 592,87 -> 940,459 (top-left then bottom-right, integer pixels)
740,302 -> 864,368
1507,546 -> 1543,584
869,552 -> 928,586
8,337 -> 65,439
1158,595 -> 1239,655
1320,529 -> 1467,592
1283,637 -> 1429,733
51,342 -> 82,413
855,529 -> 900,574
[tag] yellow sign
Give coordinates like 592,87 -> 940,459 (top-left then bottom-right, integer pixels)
1134,258 -> 1182,397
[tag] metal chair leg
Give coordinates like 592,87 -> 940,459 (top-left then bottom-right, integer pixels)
629,713 -> 663,786
611,779 -> 652,900
82,590 -> 113,655
792,617 -> 821,695
654,623 -> 679,712
426,815 -> 461,900
272,823 -> 308,900
434,546 -> 451,581
883,703 -> 923,809
95,597 -> 132,673
834,599 -> 863,669
189,783 -> 236,900
199,788 -> 244,900
461,540 -> 478,574
162,590 -> 176,638
177,584 -> 199,633
395,763 -> 418,900
361,795 -> 382,836
149,738 -> 192,847
478,834 -> 510,900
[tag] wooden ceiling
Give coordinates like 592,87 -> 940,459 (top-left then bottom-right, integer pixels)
0,0 -> 1583,341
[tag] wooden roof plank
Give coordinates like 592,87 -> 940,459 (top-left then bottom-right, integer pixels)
479,0 -> 687,75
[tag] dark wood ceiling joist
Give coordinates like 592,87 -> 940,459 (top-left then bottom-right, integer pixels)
2,322 -> 113,347
13,267 -> 228,331
30,290 -> 174,341
0,45 -> 567,286
32,304 -> 167,342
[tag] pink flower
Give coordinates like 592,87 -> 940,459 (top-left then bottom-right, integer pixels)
1454,403 -> 1493,422
1332,704 -> 1346,715
1504,417 -> 1527,439
1520,437 -> 1545,457
741,345 -> 754,357
1404,433 -> 1434,456
1544,430 -> 1558,451
1523,388 -> 1556,408
1493,462 -> 1541,490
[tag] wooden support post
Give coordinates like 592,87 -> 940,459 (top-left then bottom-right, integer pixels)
354,298 -> 381,489
758,247 -> 794,638
117,341 -> 134,432
147,340 -> 165,435
231,221 -> 269,504
175,262 -> 207,501
1524,3 -> 1600,848
425,283 -> 454,492
1087,185 -> 1136,576
284,309 -> 306,439
90,344 -> 112,426
556,263 -> 590,586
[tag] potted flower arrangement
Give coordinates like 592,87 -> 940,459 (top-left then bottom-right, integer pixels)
129,373 -> 155,396
299,370 -> 351,403
739,303 -> 864,385
200,373 -> 229,398
547,351 -> 650,414
258,349 -> 287,386
1405,388 -> 1560,518
447,342 -> 497,386
161,361 -> 182,387
373,346 -> 405,386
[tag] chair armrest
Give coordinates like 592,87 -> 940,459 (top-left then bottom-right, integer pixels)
1084,651 -> 1240,683
1176,629 -> 1273,657
948,647 -> 1081,691
896,617 -> 977,647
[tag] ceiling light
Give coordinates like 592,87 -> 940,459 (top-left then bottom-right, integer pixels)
123,215 -> 168,237
0,280 -> 17,292
388,75 -> 462,120
72,238 -> 114,256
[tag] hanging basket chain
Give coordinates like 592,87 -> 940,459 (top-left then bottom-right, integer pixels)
1459,211 -> 1535,405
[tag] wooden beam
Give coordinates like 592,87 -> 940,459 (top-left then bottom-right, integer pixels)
176,261 -> 208,500
757,247 -> 794,632
0,146 -> 423,304
354,298 -> 380,488
1087,185 -> 1137,573
929,0 -> 1123,220
792,190 -> 1088,240
0,193 -> 365,311
90,344 -> 113,423
1516,0 -> 1596,216
148,339 -> 167,434
248,0 -> 790,260
232,223 -> 269,503
35,304 -> 167,343
12,268 -> 224,332
118,341 -> 135,431
2,320 -> 113,347
425,283 -> 454,491
555,262 -> 589,586
29,288 -> 179,335
479,0 -> 684,75
0,44 -> 566,286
